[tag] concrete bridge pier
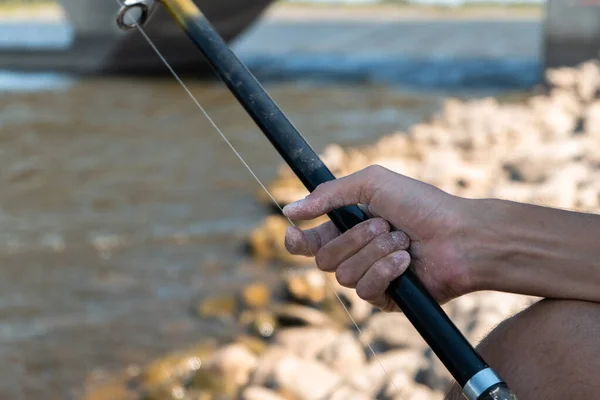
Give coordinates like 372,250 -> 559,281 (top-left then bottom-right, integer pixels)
56,0 -> 124,40
1,0 -> 273,74
544,0 -> 600,69
56,0 -> 203,74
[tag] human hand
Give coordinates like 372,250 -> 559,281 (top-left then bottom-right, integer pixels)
283,165 -> 477,311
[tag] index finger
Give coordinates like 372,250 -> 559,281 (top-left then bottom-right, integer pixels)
282,165 -> 389,221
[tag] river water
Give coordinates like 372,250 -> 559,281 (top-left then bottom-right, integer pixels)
0,15 -> 541,399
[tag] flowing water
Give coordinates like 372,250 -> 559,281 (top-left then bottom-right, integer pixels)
0,15 -> 540,399
1,75 -> 461,399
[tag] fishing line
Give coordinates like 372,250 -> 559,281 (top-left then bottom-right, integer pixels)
116,2 -> 406,398
112,3 -> 520,400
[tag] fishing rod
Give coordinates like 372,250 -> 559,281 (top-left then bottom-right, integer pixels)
116,1 -> 517,399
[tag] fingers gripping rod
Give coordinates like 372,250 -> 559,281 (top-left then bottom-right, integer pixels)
116,1 -> 518,399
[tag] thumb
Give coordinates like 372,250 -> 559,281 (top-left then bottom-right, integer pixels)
282,165 -> 391,221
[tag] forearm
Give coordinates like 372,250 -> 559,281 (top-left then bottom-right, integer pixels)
466,199 -> 600,303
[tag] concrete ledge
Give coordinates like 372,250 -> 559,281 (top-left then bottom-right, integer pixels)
543,0 -> 600,69
0,0 -> 273,75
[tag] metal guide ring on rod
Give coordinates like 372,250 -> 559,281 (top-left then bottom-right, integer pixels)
117,0 -> 157,30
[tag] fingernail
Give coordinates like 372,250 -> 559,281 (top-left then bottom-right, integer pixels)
369,219 -> 389,235
284,226 -> 294,250
285,226 -> 302,244
284,226 -> 296,252
397,254 -> 412,270
391,231 -> 409,246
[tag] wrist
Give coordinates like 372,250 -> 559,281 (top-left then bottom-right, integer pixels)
452,197 -> 600,302
453,198 -> 512,294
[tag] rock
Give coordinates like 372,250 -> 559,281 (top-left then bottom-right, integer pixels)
250,346 -> 291,386
371,156 -> 418,178
394,383 -> 444,400
196,295 -> 236,321
328,385 -> 372,400
145,383 -> 188,400
235,335 -> 268,356
449,292 -> 538,343
181,391 -> 214,400
382,370 -> 414,399
584,101 -> 600,136
419,350 -> 453,392
576,185 -> 600,211
324,274 -> 375,325
273,304 -> 335,327
248,215 -> 294,264
241,386 -> 287,400
248,215 -> 326,265
284,268 -> 328,304
345,349 -> 427,397
546,66 -> 577,91
140,341 -> 217,391
203,344 -> 258,393
241,283 -> 272,309
360,313 -> 426,350
188,368 -> 228,396
533,163 -> 588,209
502,138 -> 586,183
576,60 -> 600,102
472,292 -> 537,317
274,355 -> 341,400
320,295 -> 357,328
319,331 -> 366,375
274,327 -> 339,360
82,375 -> 137,400
261,162 -> 308,206
239,310 -> 278,339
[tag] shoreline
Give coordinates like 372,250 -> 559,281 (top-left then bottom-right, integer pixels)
0,3 -> 64,21
0,2 -> 543,22
265,2 -> 543,21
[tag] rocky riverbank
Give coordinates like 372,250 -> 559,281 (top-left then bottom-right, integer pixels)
83,60 -> 600,400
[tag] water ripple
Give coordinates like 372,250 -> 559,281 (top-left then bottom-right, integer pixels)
0,71 -> 75,92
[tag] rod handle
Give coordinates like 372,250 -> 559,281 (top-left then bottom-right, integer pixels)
328,205 -> 489,387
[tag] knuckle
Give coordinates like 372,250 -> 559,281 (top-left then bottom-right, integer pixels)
371,232 -> 410,255
372,234 -> 393,255
355,283 -> 374,302
315,250 -> 333,272
335,265 -> 355,288
348,228 -> 370,249
368,218 -> 390,235
372,260 -> 391,281
391,231 -> 410,249
366,164 -> 391,180
313,182 -> 328,193
366,164 -> 385,175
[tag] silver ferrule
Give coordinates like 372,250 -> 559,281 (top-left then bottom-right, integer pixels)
463,368 -> 504,400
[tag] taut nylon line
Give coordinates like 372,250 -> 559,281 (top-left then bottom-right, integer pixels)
115,2 -> 408,398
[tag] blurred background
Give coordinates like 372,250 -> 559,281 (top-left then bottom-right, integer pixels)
0,0 -> 599,399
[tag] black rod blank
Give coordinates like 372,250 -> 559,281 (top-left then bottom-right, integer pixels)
164,5 -> 510,396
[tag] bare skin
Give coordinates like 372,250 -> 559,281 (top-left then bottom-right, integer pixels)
283,165 -> 600,308
282,165 -> 600,399
444,299 -> 600,400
